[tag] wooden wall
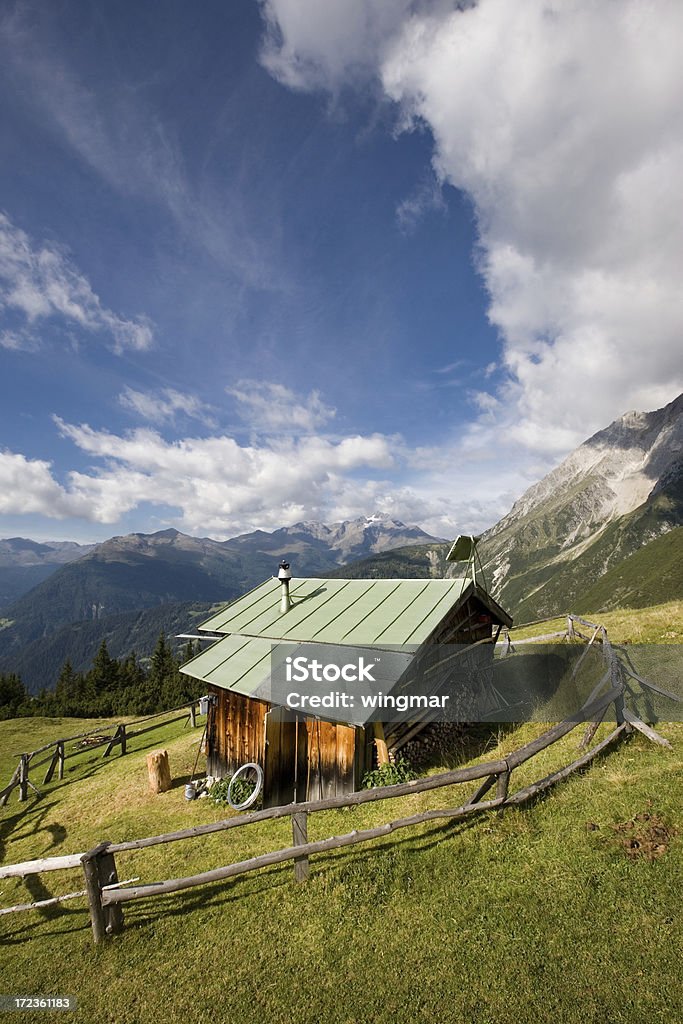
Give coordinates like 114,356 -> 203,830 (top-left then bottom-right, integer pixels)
207,687 -> 365,809
263,709 -> 362,807
206,686 -> 268,781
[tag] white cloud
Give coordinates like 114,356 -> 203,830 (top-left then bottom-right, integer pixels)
259,0 -> 420,91
0,409 -> 518,540
227,379 -> 336,434
29,417 -> 394,535
118,386 -> 217,428
0,451 -> 85,519
260,0 -> 683,453
0,213 -> 153,353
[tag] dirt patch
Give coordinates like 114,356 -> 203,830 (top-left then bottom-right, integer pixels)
76,735 -> 110,748
609,806 -> 678,862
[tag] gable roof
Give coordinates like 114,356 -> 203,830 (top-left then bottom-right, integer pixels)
197,576 -> 503,647
181,576 -> 512,699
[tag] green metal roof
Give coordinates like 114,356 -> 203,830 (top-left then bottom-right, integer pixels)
180,633 -> 414,710
182,576 -> 511,703
197,577 -> 472,647
181,634 -> 274,697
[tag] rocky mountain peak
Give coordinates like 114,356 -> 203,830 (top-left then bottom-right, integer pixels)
480,392 -> 683,618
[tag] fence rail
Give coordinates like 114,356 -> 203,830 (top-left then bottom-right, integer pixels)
0,700 -> 199,807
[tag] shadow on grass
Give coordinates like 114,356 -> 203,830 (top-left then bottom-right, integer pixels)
0,798 -> 64,862
106,813 -> 490,930
0,811 -> 492,946
0,903 -> 90,945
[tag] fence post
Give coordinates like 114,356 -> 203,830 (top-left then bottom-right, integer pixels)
81,842 -> 124,943
119,723 -> 127,757
567,616 -> 575,638
292,811 -> 309,882
103,726 -> 120,757
18,754 -> 29,802
189,703 -> 196,729
58,741 -> 65,780
81,844 -> 108,943
43,743 -> 61,784
496,770 -> 510,813
0,760 -> 22,807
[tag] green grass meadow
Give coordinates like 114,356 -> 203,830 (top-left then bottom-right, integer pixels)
0,604 -> 681,1024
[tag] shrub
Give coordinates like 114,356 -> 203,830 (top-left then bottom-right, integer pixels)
361,757 -> 417,789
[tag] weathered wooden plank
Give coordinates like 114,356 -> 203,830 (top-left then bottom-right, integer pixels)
0,889 -> 87,915
98,848 -> 124,936
291,811 -> 309,882
337,723 -> 356,796
506,631 -> 568,645
0,761 -> 22,806
81,843 -> 110,944
464,773 -> 497,806
0,853 -> 86,880
108,757 -> 510,855
18,754 -> 29,802
30,752 -> 57,771
372,722 -> 389,766
496,771 -> 510,801
568,615 -> 602,632
622,710 -> 672,748
0,877 -> 138,917
505,724 -> 627,804
102,724 -> 123,757
102,796 -> 506,905
579,705 -> 607,750
43,745 -> 61,784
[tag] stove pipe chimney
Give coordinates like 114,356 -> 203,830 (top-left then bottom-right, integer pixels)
277,560 -> 292,614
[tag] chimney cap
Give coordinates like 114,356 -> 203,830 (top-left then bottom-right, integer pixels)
277,560 -> 292,581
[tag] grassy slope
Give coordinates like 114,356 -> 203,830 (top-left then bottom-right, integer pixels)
574,527 -> 683,613
0,604 -> 681,1024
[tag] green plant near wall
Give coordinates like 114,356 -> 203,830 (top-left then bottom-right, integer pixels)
361,757 -> 417,789
209,776 -> 262,810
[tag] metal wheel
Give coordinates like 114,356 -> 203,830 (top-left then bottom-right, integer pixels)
227,762 -> 263,810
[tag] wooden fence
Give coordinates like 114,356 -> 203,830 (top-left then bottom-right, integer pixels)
0,700 -> 200,807
0,616 -> 674,943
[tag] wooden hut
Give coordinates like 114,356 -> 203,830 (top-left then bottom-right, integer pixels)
181,573 -> 512,807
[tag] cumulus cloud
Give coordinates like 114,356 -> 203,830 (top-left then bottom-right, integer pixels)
0,213 -> 153,353
0,450 -> 85,519
13,416 -> 391,535
261,0 -> 683,453
118,386 -> 217,428
227,379 -> 336,434
0,408 -> 516,539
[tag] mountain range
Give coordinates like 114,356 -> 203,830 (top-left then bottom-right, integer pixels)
1,392 -> 681,692
0,537 -> 94,609
0,515 -> 442,690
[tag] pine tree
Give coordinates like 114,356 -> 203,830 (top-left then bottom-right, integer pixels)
0,672 -> 27,720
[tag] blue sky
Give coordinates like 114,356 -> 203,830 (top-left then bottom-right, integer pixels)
1,0 -> 681,542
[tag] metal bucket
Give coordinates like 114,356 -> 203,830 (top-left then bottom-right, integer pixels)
184,783 -> 196,800
199,695 -> 210,715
